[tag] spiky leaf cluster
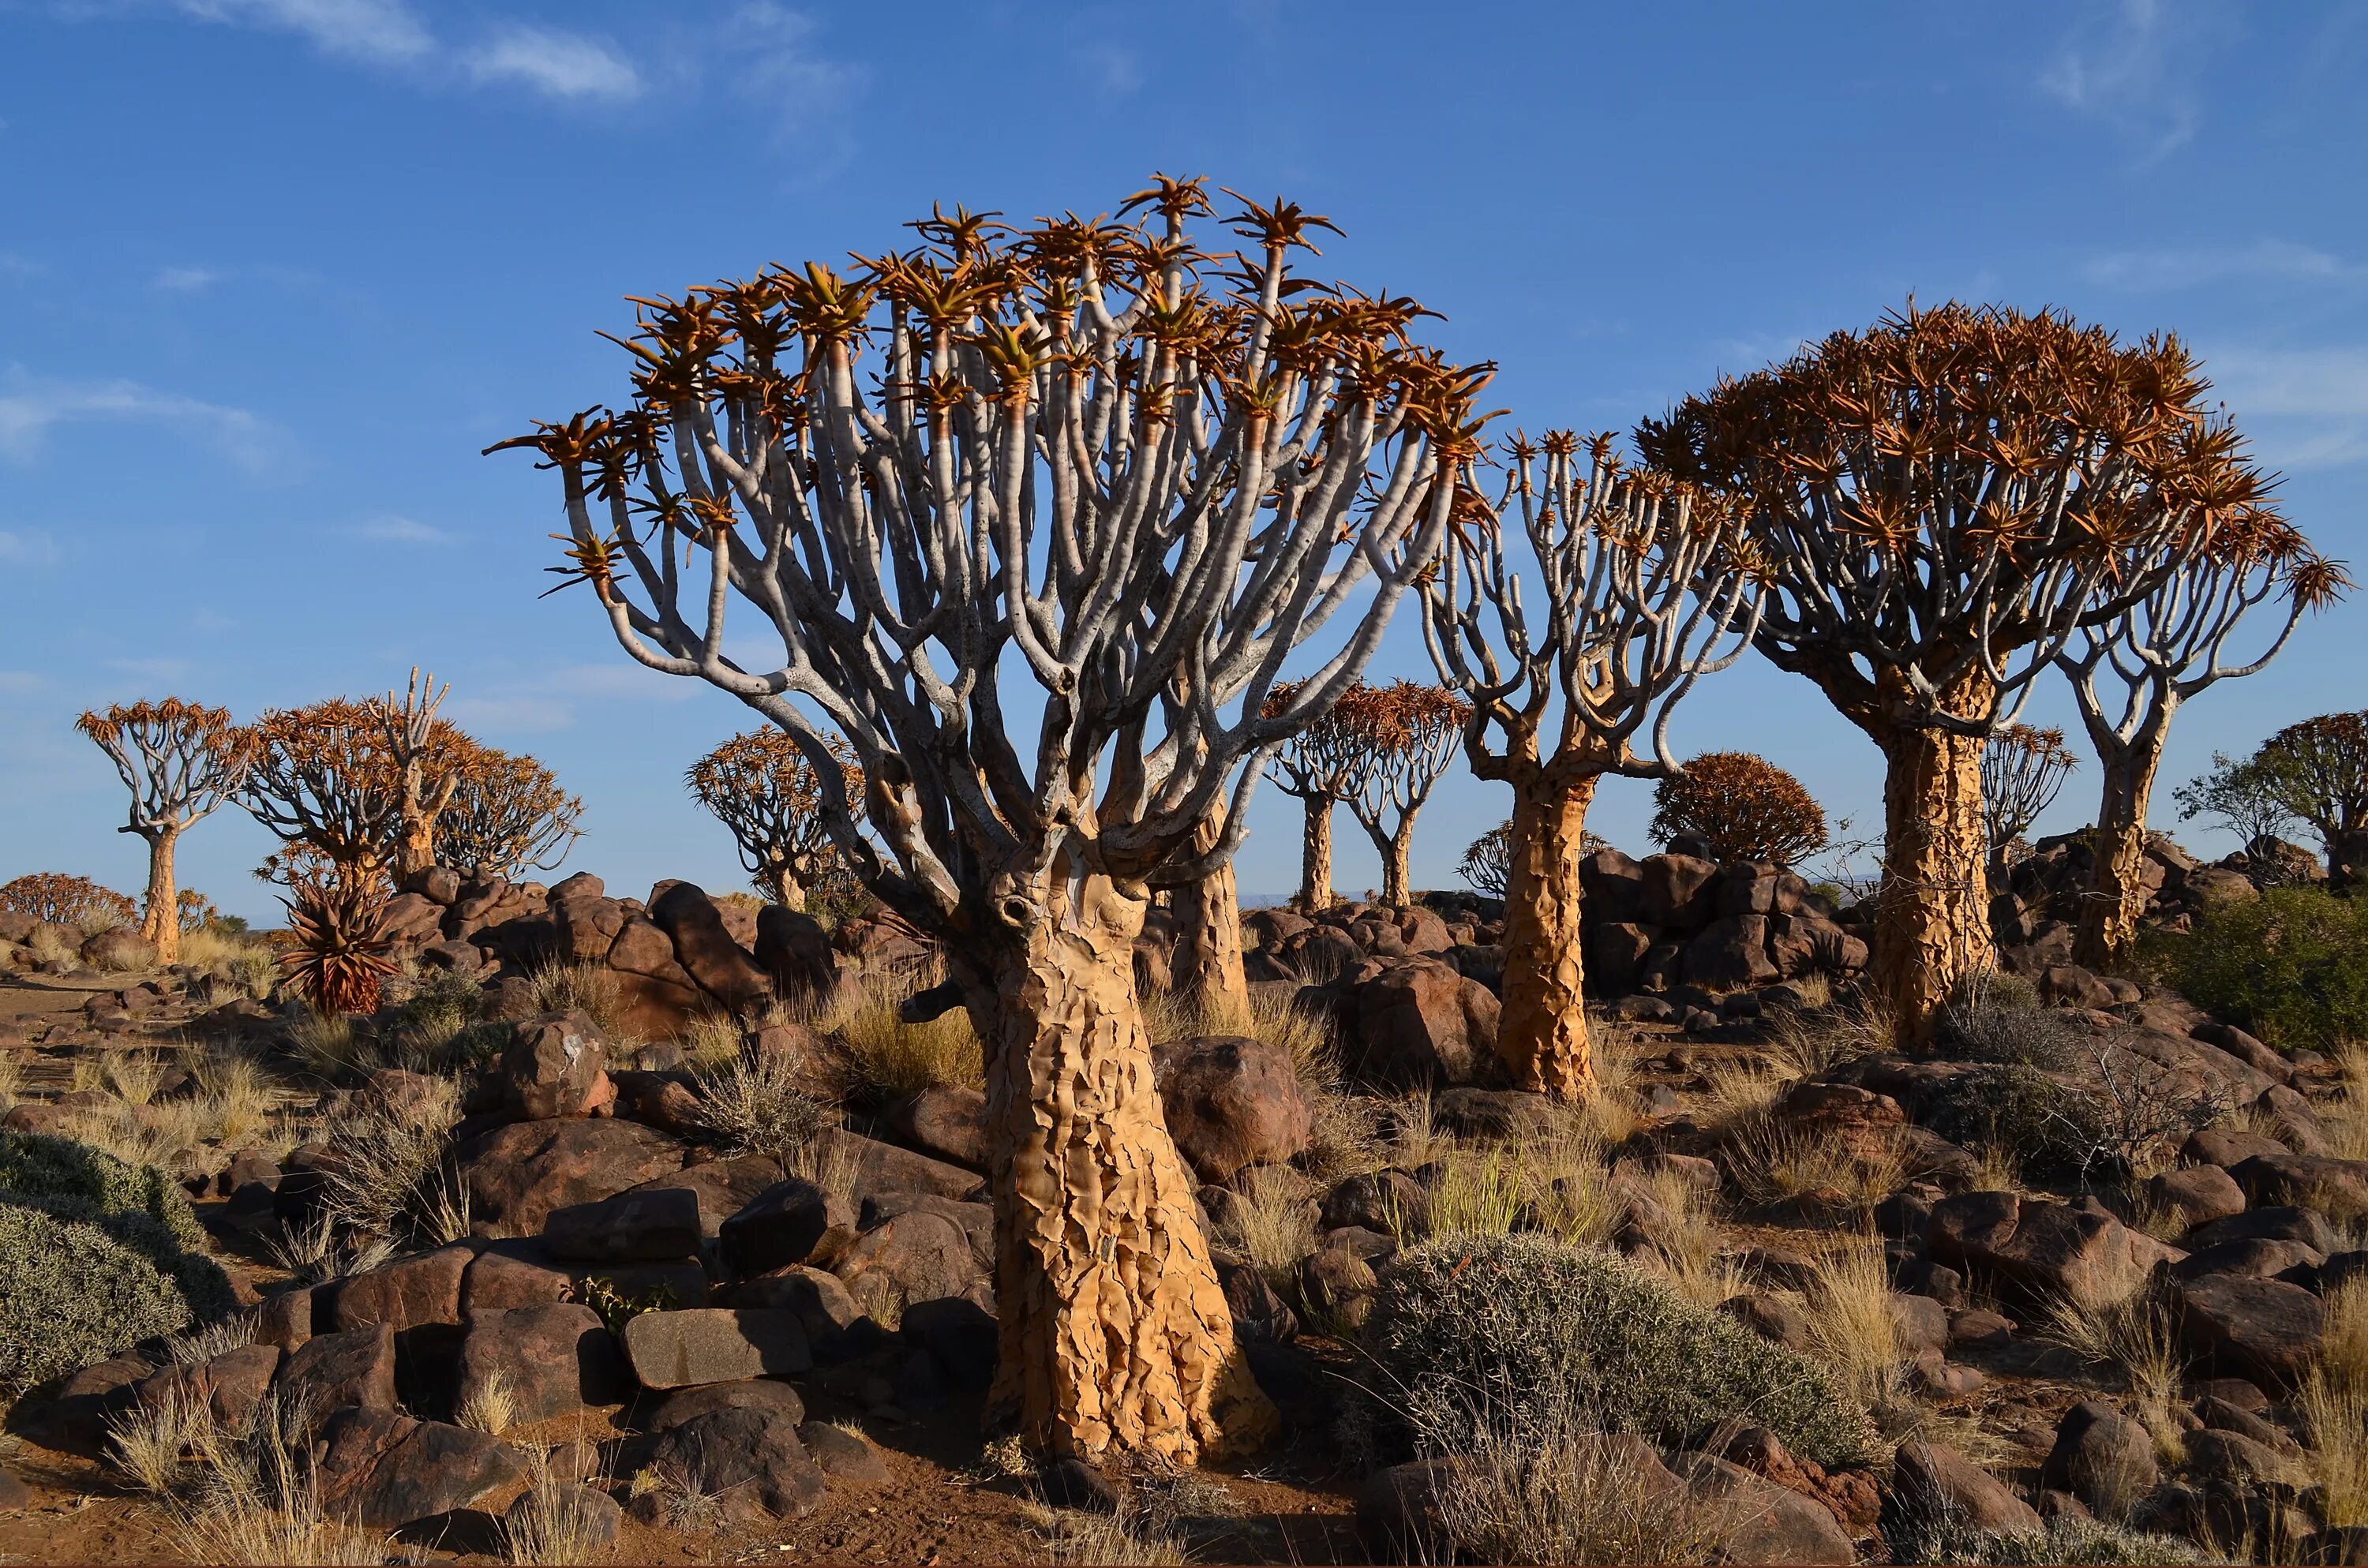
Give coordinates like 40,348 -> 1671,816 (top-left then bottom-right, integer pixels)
0,873 -> 137,928
277,880 -> 399,1016
1648,751 -> 1829,866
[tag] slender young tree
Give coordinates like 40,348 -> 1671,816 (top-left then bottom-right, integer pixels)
380,668 -> 469,881
1640,302 -> 2271,1042
74,698 -> 256,964
687,729 -> 864,910
2057,523 -> 2344,964
1425,432 -> 1761,1098
2175,750 -> 2302,863
1648,751 -> 1828,866
438,747 -> 585,881
2255,710 -> 2368,885
1339,680 -> 1470,907
1459,819 -> 1514,897
1980,724 -> 2080,868
243,698 -> 405,893
1262,679 -> 1369,911
493,178 -> 1478,1460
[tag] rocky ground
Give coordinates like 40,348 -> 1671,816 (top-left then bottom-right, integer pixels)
0,844 -> 2359,1565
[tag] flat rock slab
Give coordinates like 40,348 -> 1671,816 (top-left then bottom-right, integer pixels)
623,1307 -> 812,1388
457,1303 -> 630,1426
314,1405 -> 524,1530
274,1323 -> 397,1416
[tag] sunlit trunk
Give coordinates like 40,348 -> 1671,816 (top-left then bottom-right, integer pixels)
1868,674 -> 1996,1046
141,826 -> 181,965
1298,797 -> 1334,911
768,866 -> 808,913
1494,773 -> 1599,1099
967,870 -> 1274,1461
2072,746 -> 2164,971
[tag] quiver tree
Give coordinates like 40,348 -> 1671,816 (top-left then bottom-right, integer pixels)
0,873 -> 137,929
1648,750 -> 1828,866
2175,750 -> 2302,864
1261,679 -> 1367,910
2256,711 -> 2368,885
243,698 -> 404,894
688,728 -> 865,910
1640,302 -> 2269,1043
1338,680 -> 1470,907
1425,432 -> 1761,1098
493,177 -> 1479,1460
2058,523 -> 2344,964
1459,819 -> 1514,897
380,668 -> 470,882
439,746 -> 585,881
1980,724 -> 2079,868
73,698 -> 256,964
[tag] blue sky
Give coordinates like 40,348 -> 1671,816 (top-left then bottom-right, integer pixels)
2,0 -> 2363,921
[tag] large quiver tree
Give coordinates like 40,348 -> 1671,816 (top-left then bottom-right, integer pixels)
2058,519 -> 2342,964
493,178 -> 1479,1460
242,698 -> 405,894
1425,432 -> 1760,1098
73,698 -> 254,963
1648,750 -> 1828,866
687,728 -> 864,910
1640,302 -> 2269,1043
1339,680 -> 1470,907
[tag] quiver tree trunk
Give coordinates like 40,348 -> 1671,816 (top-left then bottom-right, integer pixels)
969,872 -> 1276,1461
1868,681 -> 1997,1045
1495,773 -> 1600,1098
1298,798 -> 1335,911
395,813 -> 437,885
139,826 -> 181,964
2072,747 -> 2164,971
767,866 -> 809,913
1382,825 -> 1414,910
1170,807 -> 1250,1026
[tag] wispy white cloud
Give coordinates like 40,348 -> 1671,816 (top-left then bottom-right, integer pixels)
2083,238 -> 2364,291
0,529 -> 60,566
0,367 -> 297,475
170,0 -> 433,65
726,3 -> 867,140
350,515 -> 452,544
1073,43 -> 1140,100
464,26 -> 640,102
2040,0 -> 2231,159
154,264 -> 226,293
2204,343 -> 2368,470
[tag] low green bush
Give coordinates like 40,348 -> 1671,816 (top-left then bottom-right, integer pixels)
0,1195 -> 222,1396
2145,885 -> 2368,1054
1920,1065 -> 2111,1184
1890,1514 -> 2213,1566
0,1129 -> 205,1251
1357,1233 -> 1875,1469
1935,972 -> 2081,1072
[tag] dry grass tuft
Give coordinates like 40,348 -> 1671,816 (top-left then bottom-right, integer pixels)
694,1047 -> 833,1158
526,959 -> 641,1046
1223,1165 -> 1318,1285
173,1395 -> 377,1566
1629,1166 -> 1742,1309
1022,1502 -> 1190,1566
2037,1289 -> 2187,1461
1763,991 -> 1887,1082
1800,1234 -> 1909,1423
456,1369 -> 515,1436
1420,1143 -> 1526,1241
1430,1422 -> 1722,1566
2303,1276 -> 2368,1527
1298,1087 -> 1386,1187
2323,1042 -> 2368,1164
1725,1120 -> 1905,1211
822,979 -> 984,1102
315,1073 -> 463,1245
108,1384 -> 214,1497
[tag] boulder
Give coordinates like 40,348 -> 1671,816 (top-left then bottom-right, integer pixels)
1926,1191 -> 2175,1306
313,1405 -> 523,1530
455,1304 -> 630,1427
718,1267 -> 875,1364
2173,1237 -> 2324,1282
800,1421 -> 889,1484
1321,1170 -> 1428,1236
1684,915 -> 1779,992
461,1244 -> 574,1314
720,1177 -> 856,1276
602,916 -> 706,1040
2147,1164 -> 2249,1229
638,1405 -> 826,1523
2172,1274 -> 2325,1384
456,1117 -> 685,1239
819,1128 -> 985,1204
834,1210 -> 983,1316
274,1323 -> 398,1416
541,1186 -> 704,1263
2042,1401 -> 2159,1517
1721,1293 -> 1815,1354
503,1484 -> 621,1552
1586,922 -> 1658,996
642,1376 -> 806,1433
78,929 -> 155,969
332,1245 -> 471,1334
1151,1034 -> 1313,1184
648,882 -> 774,1014
901,1296 -> 1000,1391
881,1086 -> 990,1173
1891,1438 -> 2041,1536
1668,1450 -> 1857,1565
1430,1086 -> 1557,1141
754,905 -> 837,1007
622,1308 -> 813,1388
1639,853 -> 1720,929
2230,1152 -> 2368,1219
622,1154 -> 802,1241
497,1010 -> 613,1121
1345,960 -> 1500,1089
133,1344 -> 279,1431
549,892 -> 628,964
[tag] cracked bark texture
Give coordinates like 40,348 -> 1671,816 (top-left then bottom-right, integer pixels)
2071,748 -> 2163,971
1298,797 -> 1335,911
1868,675 -> 1995,1044
139,827 -> 182,964
1496,773 -> 1600,1098
971,873 -> 1275,1461
1170,805 -> 1250,1025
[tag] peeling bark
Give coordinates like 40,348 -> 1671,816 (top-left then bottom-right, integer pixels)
2071,747 -> 2163,971
1868,680 -> 1995,1045
140,827 -> 181,965
969,872 -> 1276,1461
395,813 -> 438,885
1381,824 -> 1414,910
1298,798 -> 1334,911
1171,809 -> 1250,1027
1495,773 -> 1599,1098
766,866 -> 809,913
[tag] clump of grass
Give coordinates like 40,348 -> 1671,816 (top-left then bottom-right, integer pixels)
170,1395 -> 377,1566
1298,1087 -> 1385,1187
73,1047 -> 166,1106
1763,990 -> 1886,1080
526,959 -> 640,1046
0,1049 -> 20,1112
1626,1165 -> 1741,1310
456,1368 -> 515,1436
1725,1118 -> 1905,1211
1421,1143 -> 1526,1241
1427,1407 -> 1722,1566
785,1129 -> 862,1210
312,1074 -> 463,1248
1384,1085 -> 1448,1170
1222,1165 -> 1318,1286
1694,1059 -> 1786,1131
2302,1276 -> 2368,1526
821,979 -> 984,1102
108,1383 -> 215,1497
694,1049 -> 833,1159
168,1309 -> 259,1367
677,1010 -> 745,1070
502,1450 -> 618,1566
264,1211 -> 396,1285
1800,1234 -> 1909,1424
1512,1125 -> 1621,1250
285,1007 -> 366,1080
2036,1289 -> 2187,1461
1022,1503 -> 1189,1567
2323,1041 -> 2368,1164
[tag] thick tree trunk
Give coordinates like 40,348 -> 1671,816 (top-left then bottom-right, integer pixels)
395,809 -> 437,885
1494,773 -> 1600,1099
1383,821 -> 1415,910
1870,698 -> 1996,1046
768,865 -> 808,912
2071,746 -> 2163,971
1170,807 -> 1250,1028
970,873 -> 1275,1461
141,826 -> 181,964
1298,797 -> 1334,911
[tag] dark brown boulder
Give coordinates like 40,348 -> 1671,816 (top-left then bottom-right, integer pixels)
133,1345 -> 279,1431
541,1186 -> 703,1263
639,1405 -> 825,1523
275,1323 -> 398,1416
820,1128 -> 985,1203
498,1010 -> 614,1121
332,1244 -> 472,1334
2173,1273 -> 2326,1384
1345,959 -> 1498,1090
833,1211 -> 982,1315
755,904 -> 837,1006
602,916 -> 706,1040
455,1304 -> 630,1426
721,1177 -> 856,1276
881,1086 -> 990,1173
1151,1034 -> 1313,1184
313,1405 -> 523,1530
1683,914 -> 1779,991
456,1117 -> 685,1239
649,882 -> 773,1014
622,1308 -> 813,1388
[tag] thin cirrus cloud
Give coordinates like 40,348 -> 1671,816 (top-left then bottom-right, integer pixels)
2083,239 -> 2366,292
2205,344 -> 2368,470
464,26 -> 641,102
349,515 -> 454,544
0,529 -> 62,567
161,0 -> 641,103
2038,0 -> 2231,160
0,368 -> 296,475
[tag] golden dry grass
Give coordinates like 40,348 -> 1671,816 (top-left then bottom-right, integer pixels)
2036,1289 -> 2188,1461
1800,1233 -> 1908,1420
2303,1277 -> 2368,1526
1223,1164 -> 1319,1285
821,979 -> 984,1101
1725,1119 -> 1905,1211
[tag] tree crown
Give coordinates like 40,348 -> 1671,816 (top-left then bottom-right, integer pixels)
1648,750 -> 1828,866
75,697 -> 255,836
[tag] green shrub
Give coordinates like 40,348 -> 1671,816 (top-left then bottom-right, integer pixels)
1935,972 -> 2081,1071
1358,1233 -> 1875,1469
1920,1065 -> 2111,1184
0,1129 -> 206,1251
1890,1514 -> 2214,1566
2145,885 -> 2368,1054
0,1195 -> 215,1396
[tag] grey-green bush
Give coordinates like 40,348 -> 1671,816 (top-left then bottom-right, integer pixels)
0,1129 -> 206,1251
1358,1233 -> 1875,1469
1935,973 -> 2081,1072
1890,1515 -> 2215,1566
0,1196 -> 201,1395
1919,1065 -> 2111,1184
